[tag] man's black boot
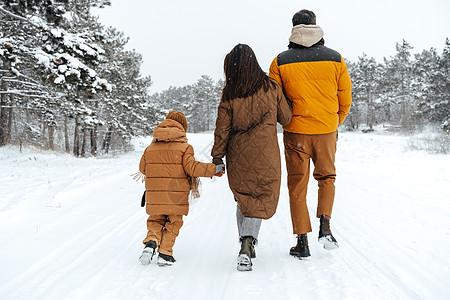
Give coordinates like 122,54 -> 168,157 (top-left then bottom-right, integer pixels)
318,215 -> 339,250
289,234 -> 311,260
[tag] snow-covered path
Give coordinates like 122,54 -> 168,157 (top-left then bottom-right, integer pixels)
1,131 -> 449,300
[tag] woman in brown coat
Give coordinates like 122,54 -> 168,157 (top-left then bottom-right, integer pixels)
211,44 -> 292,271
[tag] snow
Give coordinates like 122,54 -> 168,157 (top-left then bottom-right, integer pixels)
1,131 -> 449,300
54,74 -> 65,84
35,43 -> 106,88
78,43 -> 98,57
88,68 -> 97,78
50,28 -> 64,38
57,65 -> 67,73
34,50 -> 52,69
29,16 -> 49,30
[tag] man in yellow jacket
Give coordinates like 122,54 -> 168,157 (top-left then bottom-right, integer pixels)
269,9 -> 352,259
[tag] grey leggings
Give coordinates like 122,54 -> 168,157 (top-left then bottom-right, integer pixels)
236,205 -> 262,241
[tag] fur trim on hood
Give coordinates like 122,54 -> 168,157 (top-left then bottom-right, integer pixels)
289,24 -> 324,47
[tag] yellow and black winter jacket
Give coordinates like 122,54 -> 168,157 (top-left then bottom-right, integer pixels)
269,25 -> 352,134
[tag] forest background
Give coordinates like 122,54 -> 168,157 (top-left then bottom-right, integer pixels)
1,0 -> 449,156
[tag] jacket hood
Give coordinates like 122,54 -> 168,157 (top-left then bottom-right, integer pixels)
152,119 -> 187,142
289,25 -> 324,47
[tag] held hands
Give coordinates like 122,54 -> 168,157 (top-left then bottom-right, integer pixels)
213,164 -> 226,177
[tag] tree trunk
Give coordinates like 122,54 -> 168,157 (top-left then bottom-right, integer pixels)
0,59 -> 11,146
6,94 -> 13,144
64,115 -> 70,153
90,98 -> 99,157
367,94 -> 373,130
73,115 -> 80,156
90,126 -> 97,157
385,102 -> 391,123
401,95 -> 412,130
102,126 -> 112,154
48,126 -> 55,151
81,128 -> 87,157
41,120 -> 47,148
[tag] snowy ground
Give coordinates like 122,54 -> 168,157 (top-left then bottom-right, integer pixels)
1,130 -> 449,300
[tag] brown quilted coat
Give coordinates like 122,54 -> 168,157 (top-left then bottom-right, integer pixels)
211,82 -> 292,219
139,119 -> 216,216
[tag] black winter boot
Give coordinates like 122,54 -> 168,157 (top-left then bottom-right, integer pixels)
239,236 -> 256,258
237,236 -> 253,271
139,240 -> 157,265
318,215 -> 339,250
289,234 -> 311,259
157,253 -> 176,267
250,240 -> 256,259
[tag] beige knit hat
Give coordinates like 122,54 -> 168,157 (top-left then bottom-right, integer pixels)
166,111 -> 188,132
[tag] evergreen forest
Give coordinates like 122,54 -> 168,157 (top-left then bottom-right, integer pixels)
1,1 -> 449,156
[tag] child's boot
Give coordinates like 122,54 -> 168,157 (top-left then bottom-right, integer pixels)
139,240 -> 157,265
157,253 -> 176,267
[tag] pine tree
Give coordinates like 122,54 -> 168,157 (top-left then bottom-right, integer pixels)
384,40 -> 415,129
0,0 -> 111,153
150,76 -> 222,133
350,54 -> 382,130
412,39 -> 450,132
437,38 -> 450,132
0,1 -> 60,147
97,27 -> 155,152
193,75 -> 217,132
1,0 -> 159,153
413,47 -> 439,126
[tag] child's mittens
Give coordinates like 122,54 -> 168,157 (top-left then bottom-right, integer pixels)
214,164 -> 225,177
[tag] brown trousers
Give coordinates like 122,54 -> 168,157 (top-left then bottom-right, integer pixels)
143,214 -> 183,255
283,131 -> 337,235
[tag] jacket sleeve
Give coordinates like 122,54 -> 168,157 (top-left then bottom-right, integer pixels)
139,153 -> 146,174
183,145 -> 216,177
269,57 -> 283,87
337,57 -> 352,124
276,84 -> 293,126
211,100 -> 232,165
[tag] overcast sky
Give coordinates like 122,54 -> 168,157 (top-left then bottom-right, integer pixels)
93,0 -> 450,93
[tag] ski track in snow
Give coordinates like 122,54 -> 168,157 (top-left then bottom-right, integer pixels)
1,131 -> 449,300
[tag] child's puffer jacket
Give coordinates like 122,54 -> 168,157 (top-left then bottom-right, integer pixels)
139,119 -> 216,216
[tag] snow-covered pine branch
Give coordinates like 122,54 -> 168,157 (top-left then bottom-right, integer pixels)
0,5 -> 41,28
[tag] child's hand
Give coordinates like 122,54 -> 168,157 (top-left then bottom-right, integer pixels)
212,164 -> 225,178
214,171 -> 224,177
215,164 -> 225,176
